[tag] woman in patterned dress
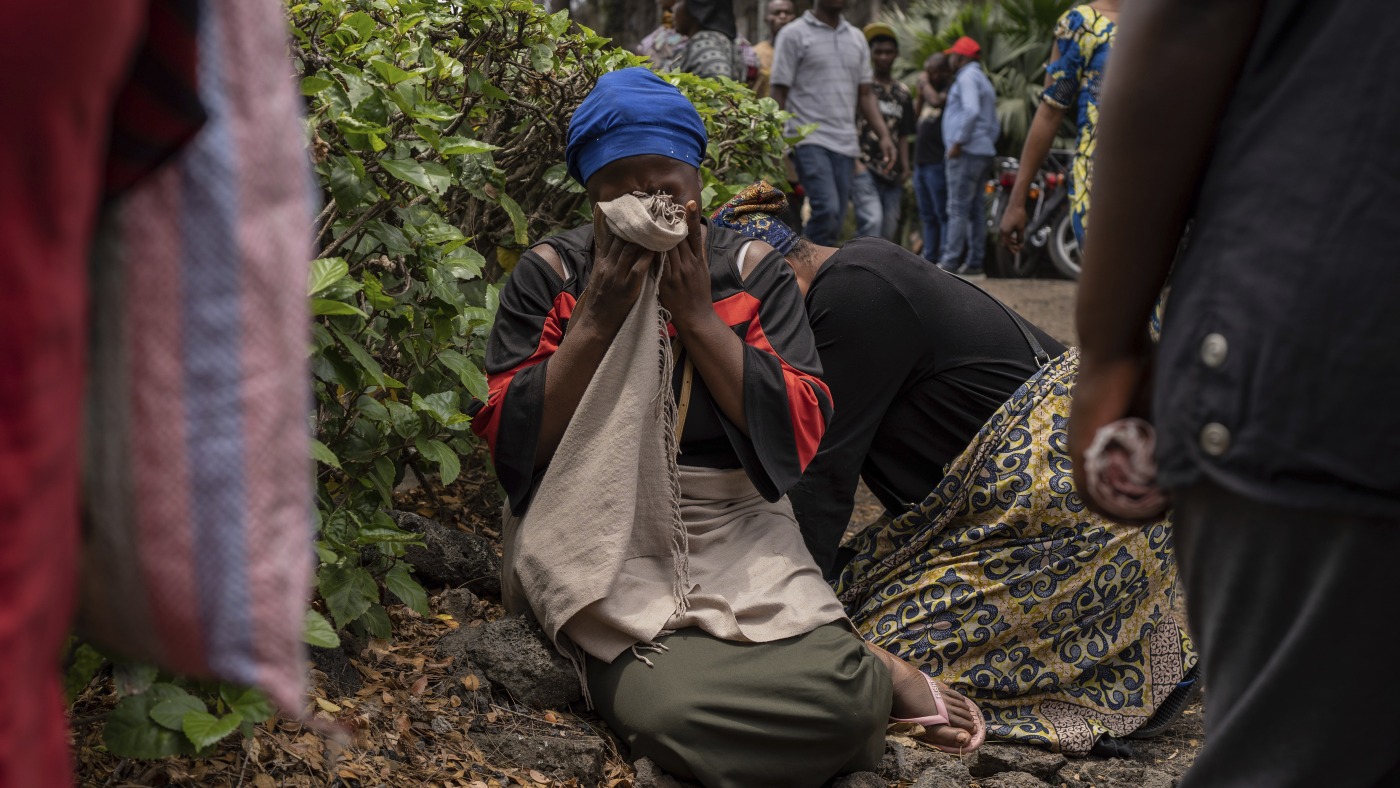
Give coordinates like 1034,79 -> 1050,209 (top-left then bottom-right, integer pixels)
1001,1 -> 1118,251
714,182 -> 1199,757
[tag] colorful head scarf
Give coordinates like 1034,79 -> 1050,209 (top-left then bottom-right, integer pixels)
566,67 -> 708,186
709,180 -> 799,255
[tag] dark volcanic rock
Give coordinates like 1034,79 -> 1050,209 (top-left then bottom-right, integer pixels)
437,587 -> 479,622
472,732 -> 607,784
436,614 -> 582,710
828,771 -> 884,788
1057,761 -> 1177,788
391,510 -> 501,597
971,744 -> 1068,782
310,644 -> 362,696
910,758 -> 974,788
879,739 -> 977,783
632,756 -> 692,787
978,772 -> 1050,788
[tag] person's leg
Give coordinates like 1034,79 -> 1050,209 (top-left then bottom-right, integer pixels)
792,145 -> 842,246
850,167 -> 882,239
937,155 -> 974,270
877,178 -> 903,242
914,165 -> 940,261
1173,480 -> 1400,788
931,162 -> 949,261
588,624 -> 892,787
961,154 -> 993,272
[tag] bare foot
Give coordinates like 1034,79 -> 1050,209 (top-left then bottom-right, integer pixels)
867,643 -> 983,753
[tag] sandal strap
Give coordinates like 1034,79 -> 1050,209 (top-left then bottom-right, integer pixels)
890,672 -> 951,727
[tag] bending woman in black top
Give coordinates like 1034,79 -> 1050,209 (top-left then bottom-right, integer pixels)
713,182 -> 1199,757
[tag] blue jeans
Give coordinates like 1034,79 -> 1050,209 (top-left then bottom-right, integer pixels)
793,145 -> 854,247
875,176 -> 904,241
938,153 -> 992,271
851,169 -> 881,239
914,162 -> 948,263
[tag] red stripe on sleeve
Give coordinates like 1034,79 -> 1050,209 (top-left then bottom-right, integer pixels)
713,292 -> 831,471
471,292 -> 576,454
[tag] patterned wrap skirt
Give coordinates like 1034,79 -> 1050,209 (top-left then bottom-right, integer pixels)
834,349 -> 1197,755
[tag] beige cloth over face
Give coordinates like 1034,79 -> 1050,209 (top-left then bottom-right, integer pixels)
500,194 -> 845,665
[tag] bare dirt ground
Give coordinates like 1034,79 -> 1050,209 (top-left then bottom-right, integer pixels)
978,277 -> 1080,346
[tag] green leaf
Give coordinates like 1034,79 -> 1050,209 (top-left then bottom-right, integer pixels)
411,391 -> 466,427
318,565 -> 379,628
312,298 -> 367,317
358,603 -> 393,639
183,711 -> 244,750
331,327 -> 389,387
304,608 -> 341,648
149,687 -> 206,731
221,686 -> 274,724
355,394 -> 391,422
300,75 -> 336,95
113,662 -> 159,697
415,436 -> 461,485
105,694 -> 188,759
354,523 -> 422,545
65,642 -> 106,702
385,562 -> 430,616
370,59 -> 418,85
385,399 -> 421,439
442,246 -> 485,280
379,157 -> 435,192
438,349 -> 489,402
310,439 -> 341,469
439,136 -> 498,156
497,191 -> 530,246
308,257 -> 350,295
340,11 -> 375,40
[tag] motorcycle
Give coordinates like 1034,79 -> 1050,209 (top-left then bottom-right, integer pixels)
983,149 -> 1080,280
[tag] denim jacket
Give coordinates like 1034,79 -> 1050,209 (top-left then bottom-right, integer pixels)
942,62 -> 998,156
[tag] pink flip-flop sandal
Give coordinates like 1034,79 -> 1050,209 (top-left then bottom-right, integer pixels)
891,672 -> 987,755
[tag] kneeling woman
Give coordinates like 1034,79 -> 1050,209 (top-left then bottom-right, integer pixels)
472,70 -> 981,787
714,183 -> 1198,756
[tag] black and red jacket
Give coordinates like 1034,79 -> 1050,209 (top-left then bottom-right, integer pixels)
472,223 -> 832,514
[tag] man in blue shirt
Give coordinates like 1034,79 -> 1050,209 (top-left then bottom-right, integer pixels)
933,37 -> 998,276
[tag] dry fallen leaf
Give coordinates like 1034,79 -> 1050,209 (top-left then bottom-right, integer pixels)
411,676 -> 429,695
460,675 -> 481,692
529,770 -> 550,783
543,711 -> 559,725
315,698 -> 343,713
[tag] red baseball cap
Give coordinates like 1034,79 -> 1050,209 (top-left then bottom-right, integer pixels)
944,36 -> 981,58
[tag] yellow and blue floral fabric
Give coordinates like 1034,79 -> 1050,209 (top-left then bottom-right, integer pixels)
835,350 -> 1197,755
1042,5 -> 1115,247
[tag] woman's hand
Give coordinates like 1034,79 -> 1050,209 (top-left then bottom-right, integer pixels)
1000,202 -> 1028,253
659,200 -> 713,329
1068,353 -> 1151,518
576,204 -> 656,336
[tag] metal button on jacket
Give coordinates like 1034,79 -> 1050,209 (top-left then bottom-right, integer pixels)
1200,422 -> 1231,456
1200,333 -> 1228,368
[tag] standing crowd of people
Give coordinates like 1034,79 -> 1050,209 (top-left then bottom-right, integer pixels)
637,0 -> 1002,275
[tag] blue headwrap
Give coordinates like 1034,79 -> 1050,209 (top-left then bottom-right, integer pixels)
566,68 -> 708,186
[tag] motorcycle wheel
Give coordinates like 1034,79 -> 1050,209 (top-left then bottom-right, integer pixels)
1049,209 -> 1082,280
